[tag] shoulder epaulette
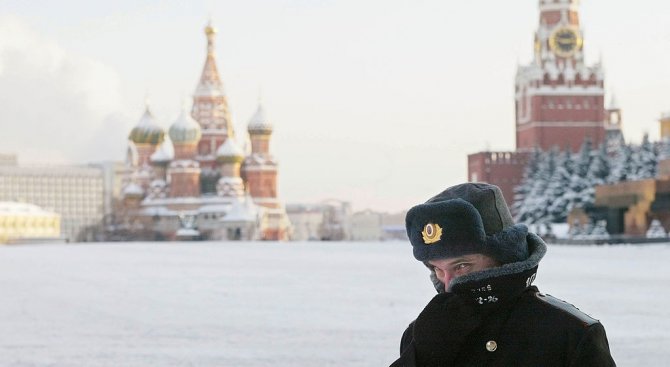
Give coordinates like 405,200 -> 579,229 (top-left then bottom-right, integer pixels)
535,292 -> 599,327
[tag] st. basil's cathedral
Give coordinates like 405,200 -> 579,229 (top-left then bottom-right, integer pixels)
120,22 -> 291,241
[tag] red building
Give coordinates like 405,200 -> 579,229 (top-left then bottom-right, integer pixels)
468,151 -> 531,207
468,0 -> 621,206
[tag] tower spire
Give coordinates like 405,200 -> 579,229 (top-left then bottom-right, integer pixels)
191,20 -> 235,175
205,19 -> 217,55
196,22 -> 224,97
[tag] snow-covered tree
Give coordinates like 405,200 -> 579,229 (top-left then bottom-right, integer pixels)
545,149 -> 573,222
588,143 -> 610,185
564,139 -> 595,212
518,147 -> 558,224
646,219 -> 667,238
513,135 -> 662,225
609,143 -> 635,183
573,138 -> 593,179
634,133 -> 658,180
590,220 -> 610,239
511,148 -> 541,218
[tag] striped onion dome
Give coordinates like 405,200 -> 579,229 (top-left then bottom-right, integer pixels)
247,103 -> 273,135
169,104 -> 202,145
128,105 -> 165,145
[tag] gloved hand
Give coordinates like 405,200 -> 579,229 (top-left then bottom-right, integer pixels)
413,292 -> 483,366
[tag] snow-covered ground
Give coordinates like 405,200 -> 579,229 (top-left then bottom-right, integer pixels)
1,241 -> 668,366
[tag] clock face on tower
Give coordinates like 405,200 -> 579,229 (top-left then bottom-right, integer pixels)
549,26 -> 583,58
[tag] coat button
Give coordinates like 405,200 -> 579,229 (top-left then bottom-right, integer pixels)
486,340 -> 497,352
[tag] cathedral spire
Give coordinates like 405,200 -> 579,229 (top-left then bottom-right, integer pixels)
191,20 -> 235,168
205,20 -> 216,54
195,21 -> 224,97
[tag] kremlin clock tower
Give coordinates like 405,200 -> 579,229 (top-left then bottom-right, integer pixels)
515,0 -> 607,152
468,0 -> 622,207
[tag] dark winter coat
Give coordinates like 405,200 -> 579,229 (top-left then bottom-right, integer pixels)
390,234 -> 616,367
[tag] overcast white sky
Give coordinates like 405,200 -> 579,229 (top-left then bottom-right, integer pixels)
1,0 -> 669,212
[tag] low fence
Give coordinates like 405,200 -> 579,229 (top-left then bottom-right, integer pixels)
545,235 -> 670,245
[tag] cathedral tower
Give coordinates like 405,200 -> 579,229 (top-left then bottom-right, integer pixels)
241,102 -> 290,240
167,105 -> 202,198
243,103 -> 278,204
216,137 -> 245,198
191,22 -> 235,191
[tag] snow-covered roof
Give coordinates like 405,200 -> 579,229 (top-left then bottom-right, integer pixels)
142,194 -> 240,207
198,204 -> 231,214
243,153 -> 277,167
176,228 -> 200,237
169,159 -> 200,169
139,205 -> 173,216
248,103 -> 273,134
150,136 -> 175,163
0,202 -> 58,216
221,196 -> 258,223
218,177 -> 244,185
150,179 -> 167,188
169,105 -> 202,144
122,183 -> 144,197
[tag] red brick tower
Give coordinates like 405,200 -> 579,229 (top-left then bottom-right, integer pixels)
241,103 -> 290,240
515,0 -> 605,152
191,22 -> 235,188
468,0 -> 609,206
243,103 -> 278,203
168,104 -> 203,198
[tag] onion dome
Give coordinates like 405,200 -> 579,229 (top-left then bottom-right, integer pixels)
169,104 -> 202,145
128,105 -> 165,145
247,103 -> 273,135
150,136 -> 175,163
216,137 -> 245,164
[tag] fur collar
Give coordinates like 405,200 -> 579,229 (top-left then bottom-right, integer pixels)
427,233 -> 547,294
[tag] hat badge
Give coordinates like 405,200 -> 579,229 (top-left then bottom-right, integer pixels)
422,223 -> 442,244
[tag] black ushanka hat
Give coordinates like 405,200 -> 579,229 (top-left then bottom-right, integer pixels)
405,183 -> 529,264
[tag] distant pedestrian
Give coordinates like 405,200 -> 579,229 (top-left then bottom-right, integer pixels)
390,183 -> 615,366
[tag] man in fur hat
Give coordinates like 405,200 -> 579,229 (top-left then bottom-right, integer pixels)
390,183 -> 615,367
